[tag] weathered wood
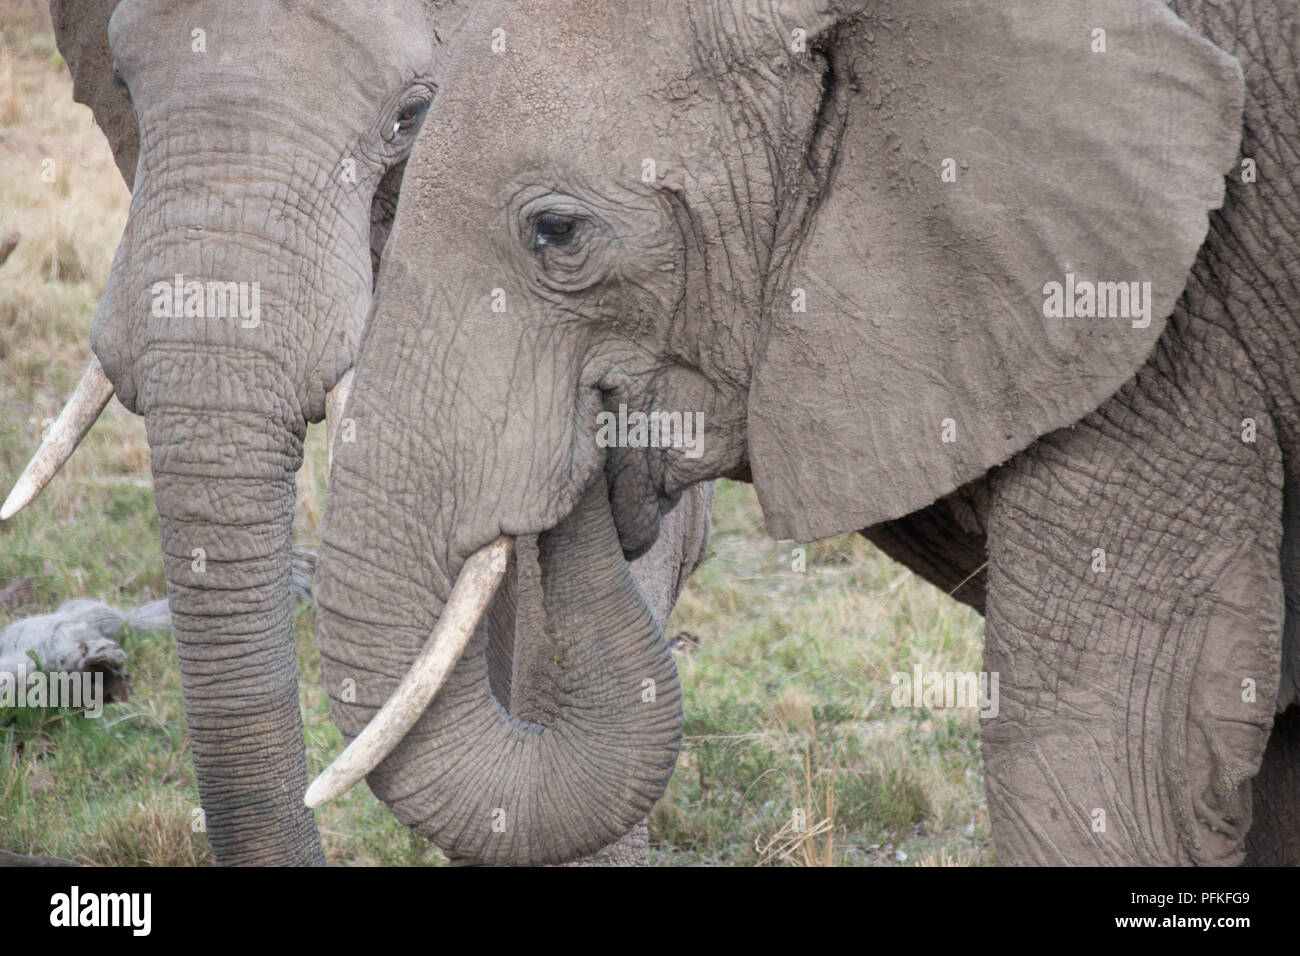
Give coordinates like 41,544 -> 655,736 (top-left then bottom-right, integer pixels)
0,599 -> 170,704
0,549 -> 321,705
0,849 -> 79,867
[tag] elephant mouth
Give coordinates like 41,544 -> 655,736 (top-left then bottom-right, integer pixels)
600,420 -> 702,564
592,373 -> 727,562
605,449 -> 678,562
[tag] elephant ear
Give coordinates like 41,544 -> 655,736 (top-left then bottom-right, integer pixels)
50,0 -> 137,187
747,0 -> 1243,542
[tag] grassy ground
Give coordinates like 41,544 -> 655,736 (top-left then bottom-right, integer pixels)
0,23 -> 991,866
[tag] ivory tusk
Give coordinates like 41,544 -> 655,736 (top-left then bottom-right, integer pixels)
324,368 -> 355,479
305,535 -> 514,809
1,358 -> 114,520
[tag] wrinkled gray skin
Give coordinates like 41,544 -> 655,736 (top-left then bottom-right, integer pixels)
318,0 -> 1300,865
49,0 -> 712,866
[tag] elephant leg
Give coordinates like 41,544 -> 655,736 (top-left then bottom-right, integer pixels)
982,306 -> 1285,865
861,480 -> 990,615
554,823 -> 650,866
1244,469 -> 1300,864
1244,705 -> 1300,864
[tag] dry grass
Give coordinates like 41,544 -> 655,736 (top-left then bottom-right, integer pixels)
78,798 -> 215,867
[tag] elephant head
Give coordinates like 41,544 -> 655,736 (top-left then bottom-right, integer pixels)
5,0 -> 474,864
311,0 -> 1242,864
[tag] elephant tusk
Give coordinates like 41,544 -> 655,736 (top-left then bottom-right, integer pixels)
324,367 -> 355,479
305,535 -> 514,809
1,358 -> 114,520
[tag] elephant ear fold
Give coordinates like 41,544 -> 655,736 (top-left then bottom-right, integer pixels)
50,0 -> 137,187
746,0 -> 1243,542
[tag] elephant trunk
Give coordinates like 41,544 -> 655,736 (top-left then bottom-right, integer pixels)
103,135 -> 367,863
144,367 -> 321,865
315,473 -> 682,866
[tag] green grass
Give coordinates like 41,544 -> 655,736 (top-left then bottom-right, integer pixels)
651,481 -> 990,866
0,25 -> 991,866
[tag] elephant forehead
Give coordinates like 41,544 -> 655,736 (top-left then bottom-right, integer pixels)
429,2 -> 692,178
109,0 -> 438,102
452,0 -> 690,114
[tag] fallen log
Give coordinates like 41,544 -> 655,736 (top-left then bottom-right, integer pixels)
0,548 -> 320,709
0,849 -> 80,867
0,598 -> 166,705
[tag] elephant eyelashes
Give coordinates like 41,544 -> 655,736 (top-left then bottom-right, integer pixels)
534,213 -> 579,249
391,100 -> 427,137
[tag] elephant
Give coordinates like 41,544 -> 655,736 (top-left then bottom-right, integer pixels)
4,0 -> 713,865
309,0 -> 1300,866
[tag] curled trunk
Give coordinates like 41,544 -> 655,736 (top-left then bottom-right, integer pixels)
316,475 -> 682,866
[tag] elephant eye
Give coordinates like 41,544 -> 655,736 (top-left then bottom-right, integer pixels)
518,198 -> 604,291
391,100 -> 427,136
112,69 -> 137,113
534,213 -> 581,250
